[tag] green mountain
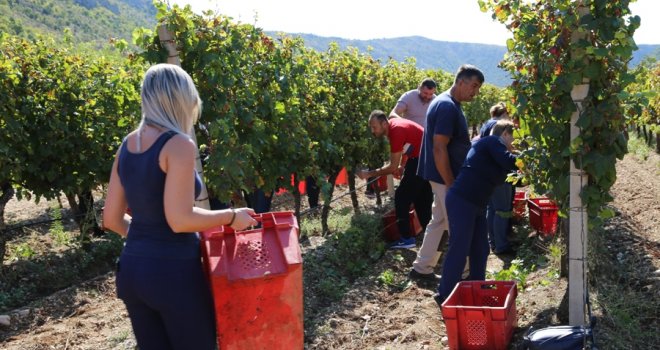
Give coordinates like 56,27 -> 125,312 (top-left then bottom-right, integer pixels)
277,33 -> 660,87
286,33 -> 511,86
2,1 -> 657,86
0,0 -> 156,46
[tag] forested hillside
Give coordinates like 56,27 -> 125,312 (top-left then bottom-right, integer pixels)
288,33 -> 512,86
2,0 -> 657,87
0,0 -> 156,46
285,33 -> 660,87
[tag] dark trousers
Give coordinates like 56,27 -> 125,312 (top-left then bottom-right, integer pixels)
244,188 -> 273,214
116,254 -> 217,350
305,176 -> 320,208
437,190 -> 490,299
395,158 -> 433,238
487,182 -> 513,252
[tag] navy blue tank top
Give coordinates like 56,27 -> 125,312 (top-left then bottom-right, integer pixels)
118,131 -> 203,259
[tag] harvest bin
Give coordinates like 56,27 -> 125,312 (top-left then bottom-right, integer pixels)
382,207 -> 422,242
441,280 -> 517,350
201,211 -> 303,349
527,197 -> 559,236
512,189 -> 527,222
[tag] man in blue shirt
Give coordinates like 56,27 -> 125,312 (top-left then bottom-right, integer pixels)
410,65 -> 484,282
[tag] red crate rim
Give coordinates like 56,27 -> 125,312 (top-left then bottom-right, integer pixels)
441,280 -> 517,311
527,197 -> 558,209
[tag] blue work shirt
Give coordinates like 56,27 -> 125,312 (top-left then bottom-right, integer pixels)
450,136 -> 518,208
417,91 -> 471,184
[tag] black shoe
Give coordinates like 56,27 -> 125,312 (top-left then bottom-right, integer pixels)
495,247 -> 516,256
433,293 -> 445,308
408,268 -> 441,282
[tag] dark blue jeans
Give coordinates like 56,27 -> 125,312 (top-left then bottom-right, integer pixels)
437,190 -> 490,300
116,254 -> 217,350
486,182 -> 513,253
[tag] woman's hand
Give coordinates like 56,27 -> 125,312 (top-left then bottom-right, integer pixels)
229,208 -> 258,230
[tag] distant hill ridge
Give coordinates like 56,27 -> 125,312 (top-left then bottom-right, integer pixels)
1,0 -> 656,87
274,32 -> 660,87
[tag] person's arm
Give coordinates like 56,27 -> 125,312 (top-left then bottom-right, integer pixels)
103,152 -> 131,237
357,151 -> 403,179
389,103 -> 406,119
162,135 -> 256,232
489,138 -> 518,171
433,134 -> 454,187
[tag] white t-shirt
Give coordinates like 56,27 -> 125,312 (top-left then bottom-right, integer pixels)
394,89 -> 435,128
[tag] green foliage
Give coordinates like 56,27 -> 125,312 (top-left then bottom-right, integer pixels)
624,58 -> 659,150
489,258 -> 534,290
481,0 -> 639,226
0,35 -> 142,204
9,242 -> 37,260
49,205 -> 72,246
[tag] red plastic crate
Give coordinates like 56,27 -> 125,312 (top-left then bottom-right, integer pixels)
276,167 -> 348,195
201,212 -> 303,349
382,207 -> 422,242
374,175 -> 388,192
527,197 -> 559,236
441,281 -> 518,350
512,190 -> 527,222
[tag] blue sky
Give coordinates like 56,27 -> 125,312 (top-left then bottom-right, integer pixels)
172,0 -> 659,45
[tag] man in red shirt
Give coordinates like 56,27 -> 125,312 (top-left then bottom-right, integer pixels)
357,110 -> 433,249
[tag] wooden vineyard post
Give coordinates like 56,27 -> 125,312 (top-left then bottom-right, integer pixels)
568,1 -> 590,326
158,24 -> 211,210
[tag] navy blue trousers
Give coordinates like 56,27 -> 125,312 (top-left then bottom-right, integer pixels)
487,182 -> 513,253
437,190 -> 490,299
116,254 -> 217,350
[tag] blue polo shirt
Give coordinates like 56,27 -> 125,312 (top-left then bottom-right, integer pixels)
451,136 -> 518,208
479,118 -> 498,138
417,91 -> 471,184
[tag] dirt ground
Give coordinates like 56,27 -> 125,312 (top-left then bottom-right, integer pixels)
0,152 -> 658,350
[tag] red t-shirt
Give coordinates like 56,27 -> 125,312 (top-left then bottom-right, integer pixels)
388,118 -> 423,158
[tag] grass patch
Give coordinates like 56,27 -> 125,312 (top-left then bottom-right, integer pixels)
589,226 -> 659,348
627,134 -> 651,161
302,209 -> 386,328
49,205 -> 73,246
0,234 -> 123,312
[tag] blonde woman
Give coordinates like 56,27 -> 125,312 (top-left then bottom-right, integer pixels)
104,64 -> 256,349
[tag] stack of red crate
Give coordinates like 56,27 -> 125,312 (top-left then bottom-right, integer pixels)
381,208 -> 422,241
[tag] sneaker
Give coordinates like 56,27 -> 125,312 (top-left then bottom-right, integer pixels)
388,237 -> 416,249
408,268 -> 441,282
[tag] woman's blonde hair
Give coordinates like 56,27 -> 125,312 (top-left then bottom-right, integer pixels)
139,63 -> 202,135
489,102 -> 508,118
